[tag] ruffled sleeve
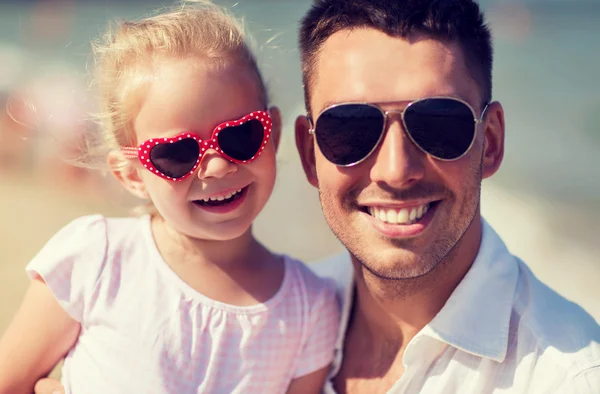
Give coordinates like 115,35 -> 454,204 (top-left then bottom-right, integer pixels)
26,215 -> 108,322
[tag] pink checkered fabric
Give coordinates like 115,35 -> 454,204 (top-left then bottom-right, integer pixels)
26,215 -> 340,394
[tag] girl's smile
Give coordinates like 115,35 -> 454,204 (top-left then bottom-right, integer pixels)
191,184 -> 249,214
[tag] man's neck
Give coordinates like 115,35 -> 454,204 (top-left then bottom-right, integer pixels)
335,217 -> 483,393
352,215 -> 482,347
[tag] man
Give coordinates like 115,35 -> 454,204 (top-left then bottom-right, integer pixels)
294,0 -> 600,393
34,0 -> 600,393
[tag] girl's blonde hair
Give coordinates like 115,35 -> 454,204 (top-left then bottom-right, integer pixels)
89,0 -> 268,213
93,0 -> 267,168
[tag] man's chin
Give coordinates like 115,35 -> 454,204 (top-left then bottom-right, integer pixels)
351,248 -> 439,281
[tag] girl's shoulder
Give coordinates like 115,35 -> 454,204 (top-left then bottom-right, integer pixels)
30,214 -> 111,264
283,255 -> 335,286
25,214 -> 151,321
34,214 -> 149,254
281,255 -> 339,304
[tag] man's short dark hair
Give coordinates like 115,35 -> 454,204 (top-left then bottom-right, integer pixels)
299,0 -> 493,114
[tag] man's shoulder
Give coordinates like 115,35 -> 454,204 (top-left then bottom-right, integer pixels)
513,259 -> 600,370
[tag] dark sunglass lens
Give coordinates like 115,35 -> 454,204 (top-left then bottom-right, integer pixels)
218,119 -> 264,161
149,138 -> 199,178
404,98 -> 476,160
315,104 -> 384,166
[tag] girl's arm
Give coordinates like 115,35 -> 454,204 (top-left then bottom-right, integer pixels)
34,378 -> 65,394
0,278 -> 80,394
286,365 -> 330,394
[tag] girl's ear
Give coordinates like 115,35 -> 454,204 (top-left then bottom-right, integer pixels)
268,106 -> 282,151
107,151 -> 149,199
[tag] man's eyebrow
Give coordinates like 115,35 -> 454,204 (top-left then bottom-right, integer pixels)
314,99 -> 408,115
316,93 -> 468,114
316,99 -> 375,113
309,100 -> 338,119
319,100 -> 344,111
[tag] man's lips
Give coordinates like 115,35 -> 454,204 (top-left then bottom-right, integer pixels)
360,199 -> 440,224
361,201 -> 440,238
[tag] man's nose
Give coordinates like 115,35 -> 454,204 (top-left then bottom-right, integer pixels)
368,116 -> 426,188
196,149 -> 238,179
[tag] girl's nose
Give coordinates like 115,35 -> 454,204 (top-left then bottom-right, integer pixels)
196,149 -> 238,179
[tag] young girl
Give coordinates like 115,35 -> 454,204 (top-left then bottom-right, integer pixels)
0,1 -> 340,393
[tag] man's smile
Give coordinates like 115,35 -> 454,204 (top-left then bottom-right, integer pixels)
358,200 -> 441,238
366,202 -> 430,225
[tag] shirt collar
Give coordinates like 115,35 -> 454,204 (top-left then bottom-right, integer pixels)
324,218 -> 520,373
421,219 -> 519,362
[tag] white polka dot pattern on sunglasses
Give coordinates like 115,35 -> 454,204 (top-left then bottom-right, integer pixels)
121,110 -> 273,181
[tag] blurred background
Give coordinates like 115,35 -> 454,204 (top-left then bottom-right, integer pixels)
0,0 -> 599,361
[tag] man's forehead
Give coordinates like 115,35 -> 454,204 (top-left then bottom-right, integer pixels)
316,28 -> 461,68
310,28 -> 477,114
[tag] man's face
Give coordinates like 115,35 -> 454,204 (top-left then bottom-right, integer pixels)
296,28 -> 504,279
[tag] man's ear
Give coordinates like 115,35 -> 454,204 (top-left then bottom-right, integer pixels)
107,151 -> 149,199
481,101 -> 505,180
268,106 -> 282,151
295,115 -> 319,188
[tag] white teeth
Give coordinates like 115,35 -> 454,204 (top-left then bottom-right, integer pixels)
368,203 -> 431,225
201,188 -> 243,202
386,210 -> 397,223
409,208 -> 417,221
397,208 -> 409,223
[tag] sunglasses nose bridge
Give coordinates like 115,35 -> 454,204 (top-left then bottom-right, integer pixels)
382,109 -> 405,128
381,109 -> 409,137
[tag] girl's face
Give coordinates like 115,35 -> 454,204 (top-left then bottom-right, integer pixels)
125,57 -> 279,242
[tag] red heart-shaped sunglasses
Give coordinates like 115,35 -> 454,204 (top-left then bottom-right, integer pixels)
121,110 -> 272,181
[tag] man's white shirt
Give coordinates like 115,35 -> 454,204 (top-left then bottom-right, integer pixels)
311,219 -> 600,393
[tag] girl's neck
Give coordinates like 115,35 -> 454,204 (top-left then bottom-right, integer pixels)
149,214 -> 284,306
151,214 -> 265,269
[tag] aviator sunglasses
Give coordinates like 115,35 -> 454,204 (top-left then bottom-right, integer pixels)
309,97 -> 488,166
122,110 -> 272,181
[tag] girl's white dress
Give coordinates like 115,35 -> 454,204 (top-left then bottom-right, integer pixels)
27,215 -> 340,394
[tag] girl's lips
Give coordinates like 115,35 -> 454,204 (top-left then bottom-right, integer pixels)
365,201 -> 438,238
192,185 -> 249,214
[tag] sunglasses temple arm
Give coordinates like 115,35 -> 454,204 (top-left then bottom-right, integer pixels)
478,102 -> 491,122
307,116 -> 316,135
121,147 -> 139,159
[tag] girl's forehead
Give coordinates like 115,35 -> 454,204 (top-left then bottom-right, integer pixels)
139,110 -> 269,143
132,58 -> 264,142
